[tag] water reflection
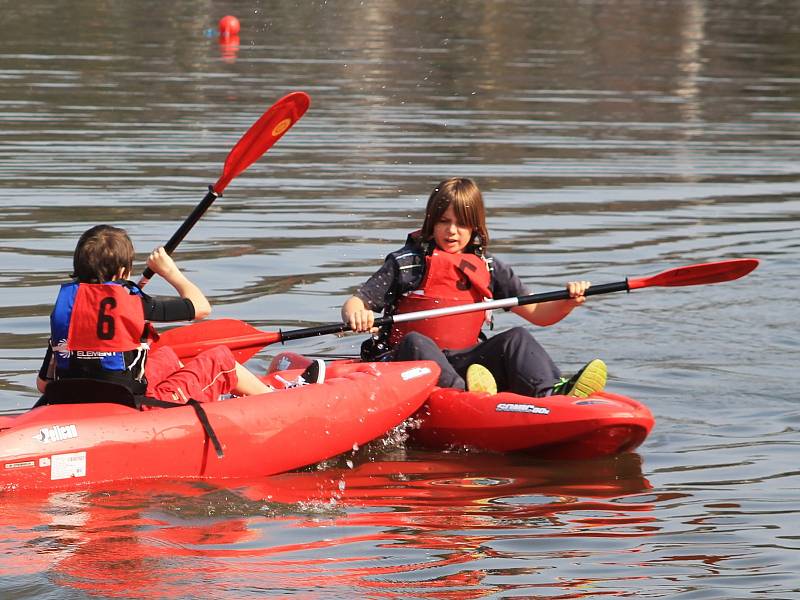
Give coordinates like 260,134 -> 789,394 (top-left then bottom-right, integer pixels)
0,452 -> 652,596
218,35 -> 240,64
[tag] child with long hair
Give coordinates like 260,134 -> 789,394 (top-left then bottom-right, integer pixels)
341,177 -> 606,397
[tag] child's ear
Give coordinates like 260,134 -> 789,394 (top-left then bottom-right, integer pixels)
116,266 -> 130,280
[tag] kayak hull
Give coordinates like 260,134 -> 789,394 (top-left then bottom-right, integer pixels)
410,387 -> 653,459
0,361 -> 438,492
269,352 -> 654,459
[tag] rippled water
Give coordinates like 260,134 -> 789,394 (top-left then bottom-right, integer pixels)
1,1 -> 799,597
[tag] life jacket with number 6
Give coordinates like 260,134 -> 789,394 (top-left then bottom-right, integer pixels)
388,249 -> 492,350
50,281 -> 154,385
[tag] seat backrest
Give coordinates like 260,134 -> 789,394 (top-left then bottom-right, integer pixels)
34,378 -> 138,409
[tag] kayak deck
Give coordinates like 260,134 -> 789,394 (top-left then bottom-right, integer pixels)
0,361 -> 439,492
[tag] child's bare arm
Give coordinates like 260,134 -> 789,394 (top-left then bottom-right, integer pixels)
146,247 -> 212,319
512,280 -> 590,327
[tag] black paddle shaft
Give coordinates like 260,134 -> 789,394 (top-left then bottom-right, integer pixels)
515,280 -> 630,304
139,186 -> 219,285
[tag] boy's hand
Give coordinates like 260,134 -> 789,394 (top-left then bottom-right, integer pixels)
146,247 -> 180,280
145,246 -> 211,319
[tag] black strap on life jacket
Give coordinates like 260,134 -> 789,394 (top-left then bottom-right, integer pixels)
35,378 -> 224,458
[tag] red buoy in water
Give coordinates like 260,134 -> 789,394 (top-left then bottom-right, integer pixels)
219,15 -> 240,38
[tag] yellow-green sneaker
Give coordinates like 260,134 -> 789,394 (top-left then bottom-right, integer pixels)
466,364 -> 497,396
552,359 -> 607,398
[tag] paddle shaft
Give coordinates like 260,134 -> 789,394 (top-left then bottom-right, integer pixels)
139,187 -> 219,284
276,256 -> 759,343
278,280 -> 630,343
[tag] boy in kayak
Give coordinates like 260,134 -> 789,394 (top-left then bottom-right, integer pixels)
341,177 -> 606,398
36,224 -> 288,406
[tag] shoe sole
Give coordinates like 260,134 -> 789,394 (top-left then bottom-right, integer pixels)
466,364 -> 497,395
569,359 -> 607,398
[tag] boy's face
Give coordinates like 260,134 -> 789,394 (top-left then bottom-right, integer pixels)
433,205 -> 472,254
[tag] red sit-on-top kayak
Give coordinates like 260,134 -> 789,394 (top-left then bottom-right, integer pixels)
0,361 -> 439,493
268,352 -> 655,460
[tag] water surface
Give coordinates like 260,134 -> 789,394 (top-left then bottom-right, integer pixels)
1,1 -> 798,597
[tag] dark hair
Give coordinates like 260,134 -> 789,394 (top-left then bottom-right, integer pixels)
71,225 -> 135,283
420,177 -> 489,249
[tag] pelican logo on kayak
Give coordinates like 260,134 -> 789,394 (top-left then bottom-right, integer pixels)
276,355 -> 293,371
401,366 -> 432,380
35,424 -> 78,444
496,403 -> 550,415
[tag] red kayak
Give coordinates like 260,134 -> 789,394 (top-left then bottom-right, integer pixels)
414,387 -> 652,459
268,352 -> 654,460
0,361 -> 439,492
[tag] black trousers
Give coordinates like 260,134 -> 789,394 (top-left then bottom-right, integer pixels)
393,327 -> 562,397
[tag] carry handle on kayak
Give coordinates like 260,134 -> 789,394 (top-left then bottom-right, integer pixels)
138,91 -> 311,287
154,258 -> 759,362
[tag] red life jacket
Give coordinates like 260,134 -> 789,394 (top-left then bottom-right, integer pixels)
65,283 -> 150,352
389,250 -> 492,350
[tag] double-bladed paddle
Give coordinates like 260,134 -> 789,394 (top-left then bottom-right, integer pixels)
155,258 -> 759,362
138,91 -> 311,287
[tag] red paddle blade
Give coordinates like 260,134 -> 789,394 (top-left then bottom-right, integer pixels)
153,319 -> 282,361
213,91 -> 310,194
629,258 -> 759,290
